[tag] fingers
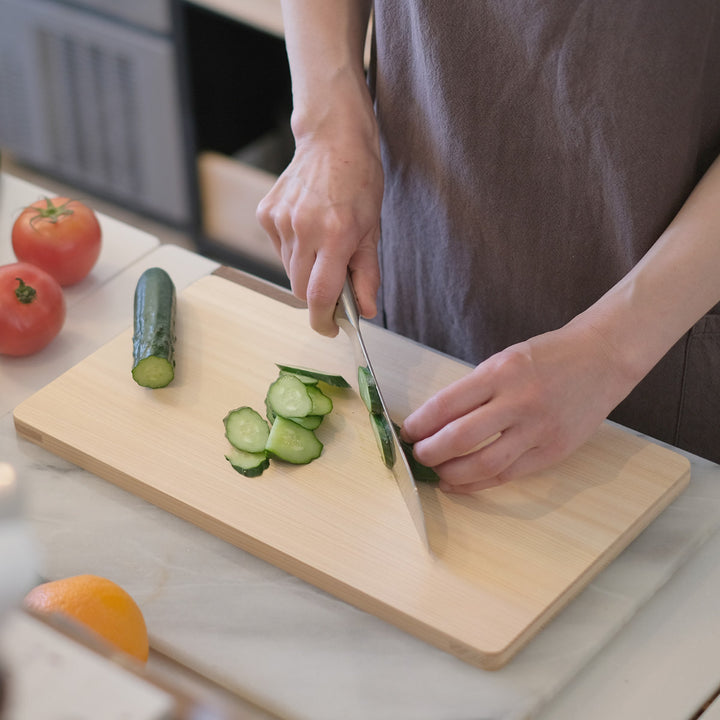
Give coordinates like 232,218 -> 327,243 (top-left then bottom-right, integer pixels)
402,366 -> 495,443
256,169 -> 381,336
434,439 -> 559,493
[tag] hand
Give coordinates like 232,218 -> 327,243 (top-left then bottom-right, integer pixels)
256,121 -> 384,336
401,322 -> 635,493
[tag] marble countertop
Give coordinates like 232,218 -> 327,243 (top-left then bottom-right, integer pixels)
3,172 -> 720,720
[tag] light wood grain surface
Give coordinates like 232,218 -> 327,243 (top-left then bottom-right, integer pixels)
13,273 -> 690,669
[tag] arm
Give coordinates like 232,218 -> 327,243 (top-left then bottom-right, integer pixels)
257,0 -> 383,335
402,154 -> 720,492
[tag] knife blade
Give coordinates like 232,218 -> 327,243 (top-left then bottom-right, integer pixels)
334,274 -> 431,553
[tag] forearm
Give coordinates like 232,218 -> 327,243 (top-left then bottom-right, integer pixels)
280,0 -> 374,139
575,153 -> 720,396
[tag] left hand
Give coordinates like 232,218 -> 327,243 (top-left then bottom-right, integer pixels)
401,321 -> 634,493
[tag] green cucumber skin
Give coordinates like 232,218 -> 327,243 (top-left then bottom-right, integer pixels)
358,366 -> 382,414
132,267 -> 177,388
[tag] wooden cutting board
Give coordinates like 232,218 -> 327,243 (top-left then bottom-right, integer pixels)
13,269 -> 691,669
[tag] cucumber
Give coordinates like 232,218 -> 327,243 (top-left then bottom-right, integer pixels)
224,407 -> 270,453
265,396 -> 276,424
225,448 -> 270,477
275,364 -> 351,388
306,385 -> 333,416
288,415 -> 324,430
265,416 -> 323,464
370,412 -> 395,468
225,363 -> 351,475
278,370 -> 319,386
266,374 -> 314,418
131,267 -> 177,388
358,366 -> 382,414
393,422 -> 440,483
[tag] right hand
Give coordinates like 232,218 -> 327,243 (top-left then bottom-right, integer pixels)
256,118 -> 384,336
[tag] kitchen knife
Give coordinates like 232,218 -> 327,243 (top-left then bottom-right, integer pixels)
335,274 -> 431,553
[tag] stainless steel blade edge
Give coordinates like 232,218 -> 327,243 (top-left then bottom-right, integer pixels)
335,275 -> 431,552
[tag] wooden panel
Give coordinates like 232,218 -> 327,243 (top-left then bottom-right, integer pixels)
197,151 -> 283,273
13,273 -> 690,669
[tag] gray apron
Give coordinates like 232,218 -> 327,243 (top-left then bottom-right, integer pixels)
371,0 -> 720,461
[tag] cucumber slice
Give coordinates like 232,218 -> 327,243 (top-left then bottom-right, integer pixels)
278,370 -> 319,386
266,374 -> 314,418
223,407 -> 270,453
132,267 -> 176,388
289,415 -> 324,430
358,366 -> 382,414
266,416 -> 323,464
306,385 -> 333,416
370,412 -> 395,468
265,396 -> 277,425
225,447 -> 270,477
275,364 -> 351,388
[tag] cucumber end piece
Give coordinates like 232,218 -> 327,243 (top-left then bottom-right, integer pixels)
132,356 -> 175,388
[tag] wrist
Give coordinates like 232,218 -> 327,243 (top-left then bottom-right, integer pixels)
290,70 -> 377,146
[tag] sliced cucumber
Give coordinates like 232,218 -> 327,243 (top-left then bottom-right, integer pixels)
288,414 -> 324,430
358,366 -> 382,414
266,374 -> 314,418
306,385 -> 333,416
224,407 -> 270,453
279,370 -> 319,385
275,364 -> 351,388
132,267 -> 176,388
370,412 -> 395,468
265,396 -> 277,425
265,416 -> 323,464
225,447 -> 270,477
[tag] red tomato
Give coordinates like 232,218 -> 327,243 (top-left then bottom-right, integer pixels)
0,262 -> 66,356
12,196 -> 102,286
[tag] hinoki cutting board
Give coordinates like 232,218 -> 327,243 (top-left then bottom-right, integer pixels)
14,269 -> 690,669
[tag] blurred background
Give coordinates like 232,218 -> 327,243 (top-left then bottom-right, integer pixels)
0,0 -> 292,287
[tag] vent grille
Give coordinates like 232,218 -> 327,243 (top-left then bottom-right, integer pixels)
0,35 -> 33,152
37,29 -> 144,198
0,0 -> 190,224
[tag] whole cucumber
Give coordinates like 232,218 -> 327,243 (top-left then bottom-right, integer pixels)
131,267 -> 176,388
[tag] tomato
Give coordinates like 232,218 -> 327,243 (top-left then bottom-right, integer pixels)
12,197 -> 102,286
0,262 -> 66,356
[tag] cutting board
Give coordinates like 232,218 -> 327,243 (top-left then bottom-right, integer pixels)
13,268 -> 691,669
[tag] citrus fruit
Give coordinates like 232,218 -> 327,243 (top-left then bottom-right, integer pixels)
23,574 -> 149,663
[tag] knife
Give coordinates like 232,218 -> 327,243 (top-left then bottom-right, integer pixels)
335,274 -> 431,553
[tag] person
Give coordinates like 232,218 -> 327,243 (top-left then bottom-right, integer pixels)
257,1 -> 720,493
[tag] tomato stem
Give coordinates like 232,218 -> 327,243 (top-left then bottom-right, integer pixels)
14,277 -> 37,304
26,197 -> 75,228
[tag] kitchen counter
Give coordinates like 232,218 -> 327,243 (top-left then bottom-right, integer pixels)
3,171 -> 720,719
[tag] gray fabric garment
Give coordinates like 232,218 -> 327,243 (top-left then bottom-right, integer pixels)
371,0 -> 720,461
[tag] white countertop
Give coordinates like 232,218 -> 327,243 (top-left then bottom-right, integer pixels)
2,172 -> 720,720
0,174 -> 161,417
